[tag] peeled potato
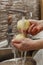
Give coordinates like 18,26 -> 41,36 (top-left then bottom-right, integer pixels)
15,34 -> 25,40
17,19 -> 30,31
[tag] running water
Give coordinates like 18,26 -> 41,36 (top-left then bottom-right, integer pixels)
22,51 -> 27,65
11,42 -> 18,65
12,48 -> 19,65
21,51 -> 23,58
12,47 -> 27,65
12,35 -> 18,65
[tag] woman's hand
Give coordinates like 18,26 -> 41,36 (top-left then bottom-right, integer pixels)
19,20 -> 43,35
27,20 -> 43,35
12,38 -> 36,51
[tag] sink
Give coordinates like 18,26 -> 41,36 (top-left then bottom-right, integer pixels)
0,48 -> 14,62
0,57 -> 36,65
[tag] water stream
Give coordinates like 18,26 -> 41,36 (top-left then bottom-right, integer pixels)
22,51 -> 27,65
13,49 -> 27,65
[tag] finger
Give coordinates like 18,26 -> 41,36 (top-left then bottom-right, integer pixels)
13,43 -> 21,50
29,20 -> 37,25
28,24 -> 36,34
31,26 -> 38,35
12,38 -> 23,43
37,26 -> 42,32
32,26 -> 37,33
31,26 -> 42,35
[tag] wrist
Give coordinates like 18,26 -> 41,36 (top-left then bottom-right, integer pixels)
28,40 -> 38,50
32,40 -> 41,50
32,39 -> 43,50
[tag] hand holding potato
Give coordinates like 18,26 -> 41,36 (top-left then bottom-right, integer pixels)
17,19 -> 43,35
28,20 -> 43,35
12,37 -> 35,51
12,20 -> 43,51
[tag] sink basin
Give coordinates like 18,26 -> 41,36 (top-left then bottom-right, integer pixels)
0,57 -> 36,65
0,48 -> 14,62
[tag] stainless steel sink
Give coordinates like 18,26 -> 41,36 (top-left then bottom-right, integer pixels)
0,57 -> 36,65
0,48 -> 14,62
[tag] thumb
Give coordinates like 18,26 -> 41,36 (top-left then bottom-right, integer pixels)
12,38 -> 23,43
29,19 -> 37,25
13,43 -> 21,50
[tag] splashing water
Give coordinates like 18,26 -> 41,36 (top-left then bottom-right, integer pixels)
22,51 -> 27,65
